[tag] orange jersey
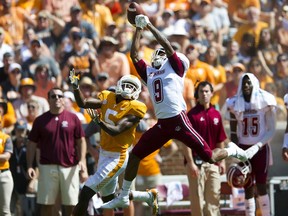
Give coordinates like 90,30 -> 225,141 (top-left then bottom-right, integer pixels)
165,0 -> 190,11
0,131 -> 11,169
98,90 -> 147,153
3,101 -> 17,128
233,21 -> 268,46
209,64 -> 226,106
81,3 -> 114,38
16,0 -> 42,15
0,7 -> 27,45
186,60 -> 215,85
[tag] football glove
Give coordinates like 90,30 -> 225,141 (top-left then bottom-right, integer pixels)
86,108 -> 101,124
69,68 -> 80,89
135,15 -> 150,29
246,143 -> 262,159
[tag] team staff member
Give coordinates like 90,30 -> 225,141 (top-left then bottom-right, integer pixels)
0,103 -> 13,216
185,81 -> 226,216
27,87 -> 88,216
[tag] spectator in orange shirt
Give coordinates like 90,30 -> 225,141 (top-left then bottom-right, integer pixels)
227,0 -> 260,24
185,44 -> 215,86
16,0 -> 42,18
0,94 -> 16,134
0,0 -> 36,46
204,45 -> 226,109
96,36 -> 130,87
233,6 -> 269,47
80,0 -> 114,38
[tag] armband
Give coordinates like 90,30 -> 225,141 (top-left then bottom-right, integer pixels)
230,131 -> 237,135
283,133 -> 288,149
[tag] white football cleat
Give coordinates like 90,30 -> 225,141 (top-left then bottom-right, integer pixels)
227,142 -> 248,162
101,195 -> 129,209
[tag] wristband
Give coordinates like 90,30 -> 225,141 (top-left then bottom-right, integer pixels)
256,142 -> 263,149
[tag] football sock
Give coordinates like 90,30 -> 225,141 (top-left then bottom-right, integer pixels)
245,198 -> 256,216
257,194 -> 270,216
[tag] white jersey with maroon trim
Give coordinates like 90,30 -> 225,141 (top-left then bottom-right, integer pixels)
234,102 -> 272,145
146,53 -> 189,119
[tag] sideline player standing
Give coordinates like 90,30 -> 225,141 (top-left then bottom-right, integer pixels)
101,14 -> 248,215
227,73 -> 277,216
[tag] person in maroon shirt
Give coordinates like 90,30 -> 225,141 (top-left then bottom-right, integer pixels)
185,81 -> 227,216
26,87 -> 88,216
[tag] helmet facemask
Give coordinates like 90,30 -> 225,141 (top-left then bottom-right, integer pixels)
116,75 -> 141,100
151,48 -> 167,69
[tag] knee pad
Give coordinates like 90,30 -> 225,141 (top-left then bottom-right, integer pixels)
102,194 -> 115,203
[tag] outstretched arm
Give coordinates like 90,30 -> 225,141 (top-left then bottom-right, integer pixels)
69,69 -> 102,109
130,27 -> 143,64
145,22 -> 174,57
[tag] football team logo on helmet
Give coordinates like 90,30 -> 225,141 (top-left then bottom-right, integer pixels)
227,160 -> 252,188
116,75 -> 142,100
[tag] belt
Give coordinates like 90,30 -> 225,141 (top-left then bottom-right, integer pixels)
0,169 -> 9,174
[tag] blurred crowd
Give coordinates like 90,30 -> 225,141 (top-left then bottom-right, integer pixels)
0,0 -> 288,215
1,0 -> 288,128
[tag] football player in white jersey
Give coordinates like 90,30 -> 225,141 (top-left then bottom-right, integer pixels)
101,15 -> 248,215
227,73 -> 277,216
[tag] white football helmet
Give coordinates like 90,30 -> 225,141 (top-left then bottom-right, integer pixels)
151,47 -> 167,69
115,75 -> 141,100
227,160 -> 252,188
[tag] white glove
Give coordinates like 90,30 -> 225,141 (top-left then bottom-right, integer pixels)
86,108 -> 101,124
135,15 -> 150,29
246,143 -> 262,159
69,68 -> 80,89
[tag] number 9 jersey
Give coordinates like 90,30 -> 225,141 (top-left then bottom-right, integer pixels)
146,52 -> 190,119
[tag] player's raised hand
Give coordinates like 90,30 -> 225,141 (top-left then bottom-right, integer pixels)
69,68 -> 80,89
135,15 -> 150,29
86,108 -> 101,124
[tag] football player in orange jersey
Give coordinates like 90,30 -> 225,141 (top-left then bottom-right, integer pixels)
70,71 -> 157,216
